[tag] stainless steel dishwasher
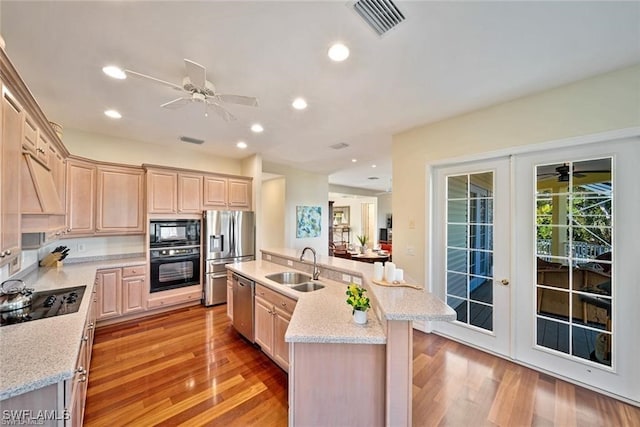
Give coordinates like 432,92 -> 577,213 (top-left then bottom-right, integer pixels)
232,273 -> 255,342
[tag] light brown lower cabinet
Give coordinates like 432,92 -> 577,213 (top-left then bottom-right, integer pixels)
96,265 -> 146,321
254,284 -> 296,371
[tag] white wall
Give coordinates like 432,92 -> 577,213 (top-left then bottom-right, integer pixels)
392,64 -> 640,283
264,162 -> 329,255
376,192 -> 392,231
63,128 -> 243,174
261,177 -> 285,250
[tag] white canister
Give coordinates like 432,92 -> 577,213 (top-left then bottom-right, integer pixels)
384,262 -> 396,283
395,268 -> 404,282
373,262 -> 384,281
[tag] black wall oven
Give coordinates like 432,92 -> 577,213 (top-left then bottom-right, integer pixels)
149,246 -> 201,293
149,219 -> 201,293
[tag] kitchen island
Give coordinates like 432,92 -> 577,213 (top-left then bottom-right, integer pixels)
227,248 -> 455,427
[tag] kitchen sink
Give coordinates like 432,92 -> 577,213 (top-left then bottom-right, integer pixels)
265,271 -> 312,285
290,281 -> 325,293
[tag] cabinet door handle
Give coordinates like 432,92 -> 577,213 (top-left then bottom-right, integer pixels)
281,302 -> 287,307
82,335 -> 89,341
79,375 -> 87,383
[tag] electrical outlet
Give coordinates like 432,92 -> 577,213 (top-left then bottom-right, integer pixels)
287,260 -> 293,266
352,277 -> 362,285
77,243 -> 86,252
342,274 -> 351,283
406,246 -> 415,256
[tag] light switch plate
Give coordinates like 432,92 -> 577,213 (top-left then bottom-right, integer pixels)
342,274 -> 351,282
352,277 -> 362,285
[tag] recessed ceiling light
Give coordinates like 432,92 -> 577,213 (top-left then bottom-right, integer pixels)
371,164 -> 377,168
102,65 -> 126,80
328,43 -> 349,62
352,158 -> 357,163
104,109 -> 122,119
237,141 -> 247,149
251,123 -> 264,133
292,97 -> 307,110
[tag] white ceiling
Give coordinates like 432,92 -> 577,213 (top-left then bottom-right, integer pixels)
1,1 -> 638,191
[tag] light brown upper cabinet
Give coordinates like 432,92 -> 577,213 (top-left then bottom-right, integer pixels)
1,83 -> 23,268
178,173 -> 203,214
147,166 -> 252,214
146,169 -> 178,214
228,178 -> 252,209
203,176 -> 227,207
66,158 -> 144,237
96,165 -> 144,234
66,158 -> 96,236
203,176 -> 252,210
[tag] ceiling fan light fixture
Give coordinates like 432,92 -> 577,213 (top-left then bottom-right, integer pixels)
292,97 -> 307,110
104,109 -> 122,119
251,123 -> 264,133
328,43 -> 350,62
102,65 -> 126,80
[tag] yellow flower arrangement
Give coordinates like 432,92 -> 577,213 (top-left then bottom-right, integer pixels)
345,283 -> 371,314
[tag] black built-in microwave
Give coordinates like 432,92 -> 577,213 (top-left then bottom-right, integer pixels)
149,219 -> 200,248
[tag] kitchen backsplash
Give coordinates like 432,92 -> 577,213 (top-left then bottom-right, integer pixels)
1,235 -> 145,282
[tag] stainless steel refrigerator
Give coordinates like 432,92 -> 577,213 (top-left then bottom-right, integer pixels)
203,210 -> 255,306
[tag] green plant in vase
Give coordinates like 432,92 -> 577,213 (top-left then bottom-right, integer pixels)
356,234 -> 369,253
346,283 -> 371,324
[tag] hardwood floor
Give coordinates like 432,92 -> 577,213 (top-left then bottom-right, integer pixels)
84,305 -> 640,426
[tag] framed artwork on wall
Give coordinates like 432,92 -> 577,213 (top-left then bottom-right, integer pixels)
296,206 -> 322,238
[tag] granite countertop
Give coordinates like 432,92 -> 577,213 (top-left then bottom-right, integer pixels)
261,248 -> 456,323
226,259 -> 386,345
0,256 -> 146,400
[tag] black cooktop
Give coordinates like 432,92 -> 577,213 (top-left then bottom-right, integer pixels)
0,285 -> 86,327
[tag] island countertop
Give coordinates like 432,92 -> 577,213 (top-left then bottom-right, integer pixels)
227,249 -> 455,344
225,259 -> 387,344
260,248 -> 456,322
0,257 -> 146,400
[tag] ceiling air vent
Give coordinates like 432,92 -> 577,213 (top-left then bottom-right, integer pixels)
330,142 -> 350,150
179,136 -> 204,145
353,0 -> 405,36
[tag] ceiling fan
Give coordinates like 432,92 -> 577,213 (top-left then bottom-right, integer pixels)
124,59 -> 258,121
537,163 -> 611,182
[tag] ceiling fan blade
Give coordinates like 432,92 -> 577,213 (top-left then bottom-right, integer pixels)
124,69 -> 183,91
161,97 -> 192,109
184,59 -> 206,89
216,94 -> 259,107
207,102 -> 236,121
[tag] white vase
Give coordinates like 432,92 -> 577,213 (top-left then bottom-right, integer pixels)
353,309 -> 367,324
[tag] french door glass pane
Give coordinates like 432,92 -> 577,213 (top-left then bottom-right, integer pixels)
446,172 -> 494,332
535,157 -> 612,366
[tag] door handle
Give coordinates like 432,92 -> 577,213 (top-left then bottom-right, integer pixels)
500,279 -> 510,286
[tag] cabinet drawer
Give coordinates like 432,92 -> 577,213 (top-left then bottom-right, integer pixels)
255,284 -> 297,315
147,288 -> 201,309
122,265 -> 146,278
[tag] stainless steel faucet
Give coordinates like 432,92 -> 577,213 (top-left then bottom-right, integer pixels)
300,247 -> 320,280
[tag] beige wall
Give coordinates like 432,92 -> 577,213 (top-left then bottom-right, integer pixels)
63,128 -> 243,174
392,64 -> 640,283
261,177 -> 285,250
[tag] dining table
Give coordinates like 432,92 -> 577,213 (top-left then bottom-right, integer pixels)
350,251 -> 390,264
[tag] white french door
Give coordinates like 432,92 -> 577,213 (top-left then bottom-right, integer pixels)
431,157 -> 512,357
429,137 -> 640,404
513,138 -> 640,403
